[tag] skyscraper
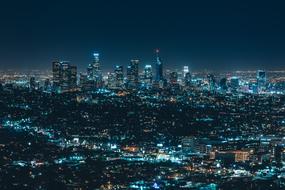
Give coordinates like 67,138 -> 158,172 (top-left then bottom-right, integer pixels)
230,76 -> 239,92
127,59 -> 139,89
87,53 -> 103,88
144,65 -> 153,87
93,53 -> 102,83
155,49 -> 163,82
44,79 -> 51,92
219,77 -> 228,92
107,72 -> 117,89
52,61 -> 61,90
257,70 -> 266,93
69,65 -> 77,89
61,62 -> 72,91
184,72 -> 192,87
29,77 -> 37,90
183,66 -> 189,77
52,61 -> 77,92
207,74 -> 216,91
114,65 -> 124,88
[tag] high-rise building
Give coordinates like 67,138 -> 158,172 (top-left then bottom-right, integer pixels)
107,72 -> 117,89
61,62 -> 72,91
69,65 -> 77,89
52,61 -> 61,90
79,73 -> 94,91
127,59 -> 139,89
155,49 -> 163,82
87,53 -> 103,88
114,65 -> 124,88
183,66 -> 189,77
184,72 -> 192,87
219,77 -> 228,91
52,61 -> 77,92
144,65 -> 153,87
44,79 -> 51,92
207,74 -> 216,91
93,53 -> 102,85
257,70 -> 266,93
230,76 -> 239,91
29,77 -> 37,90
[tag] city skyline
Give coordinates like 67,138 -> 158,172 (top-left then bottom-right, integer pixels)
1,0 -> 285,71
1,1 -> 285,189
1,49 -> 284,73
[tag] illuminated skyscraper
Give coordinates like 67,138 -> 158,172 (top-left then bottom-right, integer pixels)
207,74 -> 216,91
52,61 -> 77,92
44,79 -> 51,92
69,65 -> 77,89
257,70 -> 266,93
183,66 -> 189,77
52,61 -> 61,90
114,65 -> 124,88
127,59 -> 139,89
144,65 -> 153,87
87,53 -> 102,88
107,72 -> 117,89
93,53 -> 102,81
155,49 -> 163,82
184,72 -> 192,87
29,77 -> 37,90
61,62 -> 71,91
219,77 -> 228,91
230,76 -> 239,91
79,73 -> 93,91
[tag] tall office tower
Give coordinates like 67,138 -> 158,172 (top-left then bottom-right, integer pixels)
155,49 -> 163,82
87,53 -> 102,88
219,77 -> 228,91
114,65 -> 124,88
79,73 -> 87,87
184,72 -> 192,87
60,61 -> 71,91
29,77 -> 36,90
207,74 -> 216,91
230,76 -> 239,91
52,61 -> 61,90
127,59 -> 139,89
79,73 -> 91,91
44,79 -> 51,92
144,65 -> 153,86
257,70 -> 266,93
93,53 -> 102,82
87,63 -> 93,80
52,61 -> 77,92
69,65 -> 77,89
107,72 -> 117,89
183,66 -> 189,77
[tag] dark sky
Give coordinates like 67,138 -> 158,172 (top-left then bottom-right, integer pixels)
0,0 -> 285,71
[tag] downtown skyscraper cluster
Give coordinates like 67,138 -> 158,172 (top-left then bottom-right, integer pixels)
50,50 -> 271,95
51,50 -> 170,92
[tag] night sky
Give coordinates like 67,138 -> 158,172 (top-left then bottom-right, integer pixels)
0,0 -> 285,71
